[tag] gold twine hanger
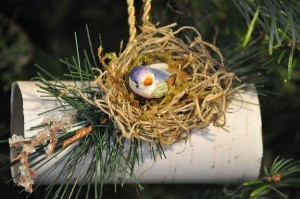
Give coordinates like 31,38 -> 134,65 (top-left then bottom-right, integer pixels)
127,0 -> 152,43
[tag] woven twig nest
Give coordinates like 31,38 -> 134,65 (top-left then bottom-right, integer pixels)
95,23 -> 237,145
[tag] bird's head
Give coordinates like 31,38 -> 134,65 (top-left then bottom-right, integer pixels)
129,66 -> 155,88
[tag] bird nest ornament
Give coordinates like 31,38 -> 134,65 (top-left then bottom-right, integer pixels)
5,0 -> 245,196
95,0 -> 238,145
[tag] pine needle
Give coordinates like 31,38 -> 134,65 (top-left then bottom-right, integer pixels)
242,6 -> 261,48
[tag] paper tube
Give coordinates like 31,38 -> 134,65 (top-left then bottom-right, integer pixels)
10,81 -> 263,184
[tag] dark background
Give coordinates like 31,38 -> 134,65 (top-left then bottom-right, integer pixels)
1,0 -> 300,198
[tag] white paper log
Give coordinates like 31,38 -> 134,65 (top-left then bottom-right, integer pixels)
10,81 -> 263,184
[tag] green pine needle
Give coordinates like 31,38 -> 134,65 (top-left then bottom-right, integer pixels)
242,6 -> 261,48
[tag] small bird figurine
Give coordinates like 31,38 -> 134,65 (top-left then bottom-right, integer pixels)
129,63 -> 171,99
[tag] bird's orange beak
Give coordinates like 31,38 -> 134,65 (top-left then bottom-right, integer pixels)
143,77 -> 153,86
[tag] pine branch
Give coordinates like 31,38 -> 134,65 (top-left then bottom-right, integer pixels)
6,28 -> 166,198
230,157 -> 300,199
232,0 -> 300,80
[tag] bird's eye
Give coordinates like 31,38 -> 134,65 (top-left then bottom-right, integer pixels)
135,82 -> 139,88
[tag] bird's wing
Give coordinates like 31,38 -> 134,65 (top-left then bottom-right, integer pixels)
148,67 -> 171,82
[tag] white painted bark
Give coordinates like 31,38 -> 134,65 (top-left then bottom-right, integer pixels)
10,81 -> 263,184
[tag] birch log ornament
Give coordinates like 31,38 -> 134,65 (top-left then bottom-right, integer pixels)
7,0 -> 263,197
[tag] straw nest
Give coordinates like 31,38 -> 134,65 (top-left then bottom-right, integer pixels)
95,23 -> 238,145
